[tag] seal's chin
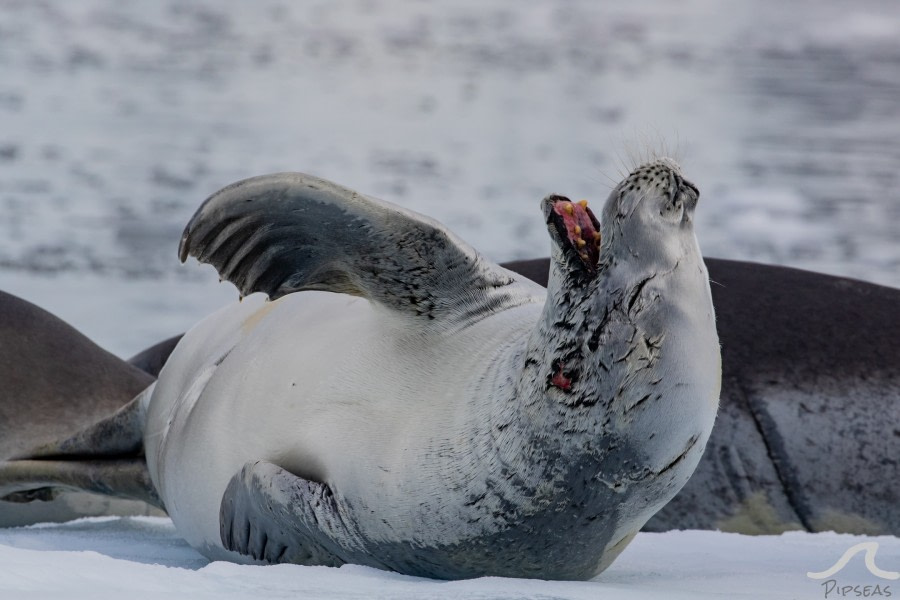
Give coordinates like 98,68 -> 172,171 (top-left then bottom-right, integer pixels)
549,197 -> 602,272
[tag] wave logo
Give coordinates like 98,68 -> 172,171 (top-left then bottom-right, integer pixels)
807,542 -> 900,580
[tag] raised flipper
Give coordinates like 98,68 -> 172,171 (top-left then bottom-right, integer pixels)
220,461 -> 374,567
0,388 -> 163,509
178,173 -> 540,325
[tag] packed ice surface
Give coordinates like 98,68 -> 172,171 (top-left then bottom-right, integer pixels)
1,517 -> 898,599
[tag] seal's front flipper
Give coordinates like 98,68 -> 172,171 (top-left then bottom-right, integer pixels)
220,461 -> 370,567
179,173 -> 541,326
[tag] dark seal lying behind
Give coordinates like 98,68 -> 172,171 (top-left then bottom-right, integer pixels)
2,258 -> 896,536
504,257 -> 900,535
0,291 -> 161,526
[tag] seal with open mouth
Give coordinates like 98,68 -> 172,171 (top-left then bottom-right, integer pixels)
1,158 -> 720,580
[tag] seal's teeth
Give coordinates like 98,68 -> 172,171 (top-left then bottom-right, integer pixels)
564,203 -> 574,215
576,239 -> 587,249
580,251 -> 589,261
593,232 -> 601,241
579,199 -> 589,209
574,225 -> 582,236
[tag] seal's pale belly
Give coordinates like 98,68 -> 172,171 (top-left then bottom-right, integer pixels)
145,290 -> 543,557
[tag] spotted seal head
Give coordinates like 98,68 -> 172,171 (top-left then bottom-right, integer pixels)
495,157 -> 720,575
0,158 -> 720,580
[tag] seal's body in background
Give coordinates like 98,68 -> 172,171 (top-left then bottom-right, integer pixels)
506,257 -> 900,536
0,291 -> 159,525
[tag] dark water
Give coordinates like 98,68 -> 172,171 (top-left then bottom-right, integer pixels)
0,0 -> 897,352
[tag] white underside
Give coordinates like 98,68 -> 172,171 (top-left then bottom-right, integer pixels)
144,290 -> 543,556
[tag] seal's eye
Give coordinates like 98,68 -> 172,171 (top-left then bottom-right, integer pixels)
682,180 -> 699,198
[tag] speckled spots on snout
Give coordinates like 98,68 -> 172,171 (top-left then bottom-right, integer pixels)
615,158 -> 693,219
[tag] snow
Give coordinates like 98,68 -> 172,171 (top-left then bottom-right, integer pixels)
0,517 -> 897,599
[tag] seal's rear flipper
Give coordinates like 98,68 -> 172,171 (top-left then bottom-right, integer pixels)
0,458 -> 162,508
21,387 -> 151,460
0,386 -> 162,509
220,461 -> 369,567
179,173 -> 541,326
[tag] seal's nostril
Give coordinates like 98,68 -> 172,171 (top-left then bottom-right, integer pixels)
684,181 -> 699,198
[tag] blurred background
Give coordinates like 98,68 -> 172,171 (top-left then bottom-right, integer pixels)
0,0 -> 897,356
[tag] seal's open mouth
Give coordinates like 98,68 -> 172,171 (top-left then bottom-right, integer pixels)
548,196 -> 602,271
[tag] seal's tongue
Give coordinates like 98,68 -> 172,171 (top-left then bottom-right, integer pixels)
552,199 -> 601,270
